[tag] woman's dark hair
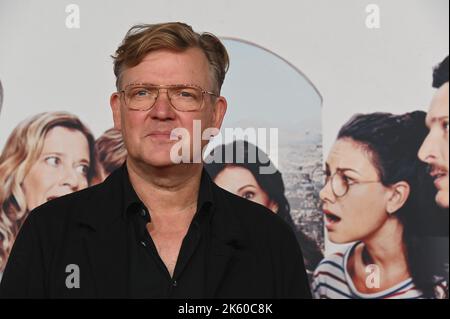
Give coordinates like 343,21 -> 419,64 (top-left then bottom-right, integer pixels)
205,140 -> 323,272
338,111 -> 448,298
433,56 -> 449,89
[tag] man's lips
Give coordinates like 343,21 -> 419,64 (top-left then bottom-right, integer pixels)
148,131 -> 171,136
323,209 -> 342,224
146,131 -> 176,141
429,167 -> 448,188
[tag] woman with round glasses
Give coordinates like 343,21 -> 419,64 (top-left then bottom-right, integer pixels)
312,111 -> 448,299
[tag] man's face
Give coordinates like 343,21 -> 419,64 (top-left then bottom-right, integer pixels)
419,83 -> 449,209
110,48 -> 227,168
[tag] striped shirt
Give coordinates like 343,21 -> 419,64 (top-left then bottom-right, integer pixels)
312,242 -> 448,299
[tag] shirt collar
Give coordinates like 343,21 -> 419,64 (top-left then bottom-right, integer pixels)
122,163 -> 215,224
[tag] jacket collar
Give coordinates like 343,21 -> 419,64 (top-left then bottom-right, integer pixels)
121,164 -> 215,226
77,164 -> 245,298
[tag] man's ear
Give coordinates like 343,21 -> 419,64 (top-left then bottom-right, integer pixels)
386,181 -> 410,215
110,93 -> 122,131
211,96 -> 227,131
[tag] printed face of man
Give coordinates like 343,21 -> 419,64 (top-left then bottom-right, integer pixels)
419,83 -> 449,209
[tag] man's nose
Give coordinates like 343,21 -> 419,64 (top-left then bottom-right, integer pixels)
418,132 -> 437,164
149,90 -> 177,120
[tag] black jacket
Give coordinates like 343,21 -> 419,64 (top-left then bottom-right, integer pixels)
0,166 -> 311,299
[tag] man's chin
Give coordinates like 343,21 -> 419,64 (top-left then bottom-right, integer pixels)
141,157 -> 178,168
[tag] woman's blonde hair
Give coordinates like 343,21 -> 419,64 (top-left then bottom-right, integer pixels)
0,112 -> 96,271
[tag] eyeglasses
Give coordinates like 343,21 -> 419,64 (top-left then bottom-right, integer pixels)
324,171 -> 381,198
119,83 -> 218,112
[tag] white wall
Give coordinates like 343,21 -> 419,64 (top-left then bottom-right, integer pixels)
0,0 -> 448,254
0,0 -> 448,153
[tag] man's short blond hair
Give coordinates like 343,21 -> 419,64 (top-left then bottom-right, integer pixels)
112,22 -> 229,93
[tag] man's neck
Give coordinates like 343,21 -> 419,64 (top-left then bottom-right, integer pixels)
126,159 -> 203,229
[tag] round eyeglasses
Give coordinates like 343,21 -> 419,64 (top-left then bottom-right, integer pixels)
119,83 -> 218,112
324,171 -> 381,198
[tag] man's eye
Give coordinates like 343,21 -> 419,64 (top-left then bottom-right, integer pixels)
443,121 -> 449,132
179,91 -> 195,98
135,89 -> 149,97
45,156 -> 60,167
174,89 -> 199,99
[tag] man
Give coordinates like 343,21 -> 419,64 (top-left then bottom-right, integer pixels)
419,56 -> 449,209
0,22 -> 311,298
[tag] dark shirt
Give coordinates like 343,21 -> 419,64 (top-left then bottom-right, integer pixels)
0,164 -> 312,299
124,167 -> 213,298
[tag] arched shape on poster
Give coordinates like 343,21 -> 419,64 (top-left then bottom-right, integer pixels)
206,38 -> 325,254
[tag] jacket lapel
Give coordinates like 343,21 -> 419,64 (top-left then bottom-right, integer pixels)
83,218 -> 129,298
205,234 -> 236,298
204,186 -> 245,298
76,167 -> 246,298
77,168 -> 129,298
